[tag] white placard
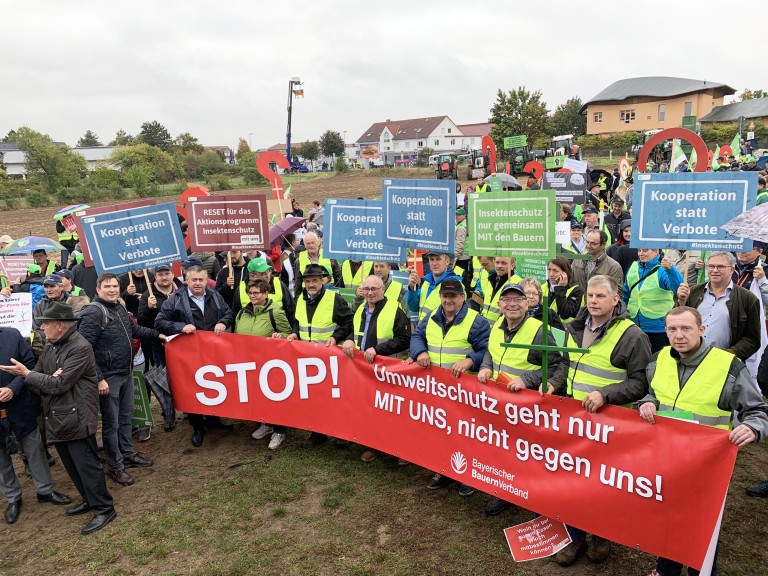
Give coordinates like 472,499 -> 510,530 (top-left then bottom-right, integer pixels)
0,293 -> 33,338
563,158 -> 588,173
555,221 -> 570,245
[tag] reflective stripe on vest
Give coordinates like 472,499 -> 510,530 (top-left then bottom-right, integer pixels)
418,273 -> 467,321
342,261 -> 372,288
541,283 -> 579,322
298,250 -> 332,276
471,257 -> 485,286
425,308 -> 479,370
488,316 -> 541,380
44,260 -> 56,275
626,262 -> 673,319
239,277 -> 284,308
295,290 -> 337,342
70,286 -> 84,296
566,319 -> 633,404
651,346 -> 734,430
352,298 -> 397,350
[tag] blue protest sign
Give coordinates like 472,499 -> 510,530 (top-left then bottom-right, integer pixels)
382,178 -> 455,253
80,202 -> 186,274
323,199 -> 404,261
631,172 -> 757,251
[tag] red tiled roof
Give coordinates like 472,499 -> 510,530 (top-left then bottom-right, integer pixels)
456,122 -> 494,137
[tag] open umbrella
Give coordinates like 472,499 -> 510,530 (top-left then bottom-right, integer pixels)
483,173 -> 522,189
721,204 -> 768,243
0,236 -> 65,256
269,216 -> 306,248
53,204 -> 90,221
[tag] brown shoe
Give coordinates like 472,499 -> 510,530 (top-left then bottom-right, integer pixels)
360,450 -> 378,463
107,469 -> 134,486
587,535 -> 611,563
555,540 -> 587,567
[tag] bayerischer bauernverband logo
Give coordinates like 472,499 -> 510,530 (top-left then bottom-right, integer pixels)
451,451 -> 467,474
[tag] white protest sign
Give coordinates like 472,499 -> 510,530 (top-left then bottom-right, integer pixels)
0,293 -> 33,338
563,158 -> 588,173
555,221 -> 570,245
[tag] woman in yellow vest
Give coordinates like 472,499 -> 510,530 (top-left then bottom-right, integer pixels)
639,306 -> 768,576
541,256 -> 583,323
622,248 -> 683,353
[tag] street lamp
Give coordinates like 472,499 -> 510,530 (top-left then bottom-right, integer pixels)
248,133 -> 253,149
286,77 -> 303,165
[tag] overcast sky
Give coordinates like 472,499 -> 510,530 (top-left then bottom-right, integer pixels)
1,1 -> 750,151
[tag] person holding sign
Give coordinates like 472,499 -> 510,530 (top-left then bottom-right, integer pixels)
639,307 -> 768,576
550,275 -> 651,566
156,266 -> 233,447
676,252 -> 762,362
623,249 -> 683,354
287,263 -> 353,449
406,251 -> 463,323
409,278 -> 489,496
477,282 -> 561,516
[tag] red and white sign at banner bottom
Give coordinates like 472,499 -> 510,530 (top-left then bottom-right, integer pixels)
505,516 -> 571,561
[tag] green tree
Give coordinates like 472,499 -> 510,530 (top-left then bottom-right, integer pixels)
319,130 -> 345,158
199,150 -> 227,176
138,120 -> 173,151
1,130 -> 17,143
296,140 -> 320,169
549,97 -> 586,137
488,87 -> 550,153
416,147 -> 434,167
236,138 -> 252,162
109,143 -> 177,184
109,129 -> 135,146
174,132 -> 204,154
14,126 -> 87,194
739,88 -> 767,101
77,130 -> 102,147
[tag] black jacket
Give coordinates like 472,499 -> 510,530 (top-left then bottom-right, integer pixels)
155,287 -> 233,335
0,328 -> 38,440
78,298 -> 159,381
348,297 -> 411,356
24,325 -> 100,442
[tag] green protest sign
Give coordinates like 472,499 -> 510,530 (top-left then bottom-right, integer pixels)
504,135 -> 527,149
488,176 -> 503,192
467,190 -> 556,258
132,370 -> 154,427
544,156 -> 566,170
515,257 -> 549,281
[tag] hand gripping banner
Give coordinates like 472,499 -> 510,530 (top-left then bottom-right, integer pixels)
166,331 -> 736,570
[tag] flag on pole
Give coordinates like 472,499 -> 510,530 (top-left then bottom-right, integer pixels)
690,147 -> 698,170
672,139 -> 688,170
712,145 -> 721,170
284,185 -> 292,200
731,134 -> 740,157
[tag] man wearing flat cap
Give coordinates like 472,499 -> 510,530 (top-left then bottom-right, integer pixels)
409,277 -> 490,496
0,302 -> 116,535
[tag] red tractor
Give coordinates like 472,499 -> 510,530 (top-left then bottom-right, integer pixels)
436,153 -> 461,191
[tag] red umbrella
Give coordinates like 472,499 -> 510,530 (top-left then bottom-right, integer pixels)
268,216 -> 306,248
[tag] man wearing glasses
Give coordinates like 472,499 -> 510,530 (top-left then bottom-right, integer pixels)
571,230 -> 624,297
477,282 -> 561,517
677,252 -> 762,362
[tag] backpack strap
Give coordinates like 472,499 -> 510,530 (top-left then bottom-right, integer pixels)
268,308 -> 278,334
83,301 -> 111,329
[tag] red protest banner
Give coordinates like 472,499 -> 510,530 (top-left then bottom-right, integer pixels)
73,200 -> 157,267
186,194 -> 269,252
165,331 -> 737,570
0,255 -> 34,284
504,516 -> 571,562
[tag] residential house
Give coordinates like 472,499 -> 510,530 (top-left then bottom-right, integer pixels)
1,146 -> 117,178
581,77 -> 736,136
700,97 -> 768,129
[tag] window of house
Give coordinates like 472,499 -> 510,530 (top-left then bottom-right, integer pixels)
684,101 -> 692,116
448,128 -> 452,134
405,141 -> 410,148
417,140 -> 424,147
434,139 -> 439,146
416,128 -> 422,133
593,112 -> 602,123
658,104 -> 666,122
450,139 -> 456,145
619,109 -> 636,123
394,142 -> 399,150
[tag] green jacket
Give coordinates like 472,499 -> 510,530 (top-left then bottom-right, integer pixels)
235,300 -> 291,337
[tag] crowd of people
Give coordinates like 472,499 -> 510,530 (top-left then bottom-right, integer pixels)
1,172 -> 767,574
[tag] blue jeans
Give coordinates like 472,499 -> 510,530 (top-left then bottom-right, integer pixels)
99,372 -> 135,471
566,525 -> 587,542
656,543 -> 718,576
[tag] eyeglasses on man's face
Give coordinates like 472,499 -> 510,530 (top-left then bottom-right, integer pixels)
248,291 -> 264,296
500,296 -> 526,304
361,287 -> 382,292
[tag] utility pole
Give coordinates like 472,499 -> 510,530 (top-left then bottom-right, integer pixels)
286,77 -> 303,165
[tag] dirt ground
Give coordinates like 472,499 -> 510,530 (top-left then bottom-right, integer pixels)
2,174 -> 768,575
